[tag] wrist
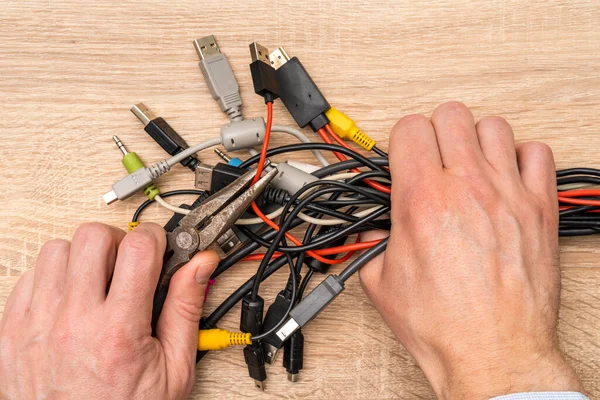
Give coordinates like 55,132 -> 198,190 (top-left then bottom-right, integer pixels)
425,345 -> 583,399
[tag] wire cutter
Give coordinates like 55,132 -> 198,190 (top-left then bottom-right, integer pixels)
151,167 -> 278,331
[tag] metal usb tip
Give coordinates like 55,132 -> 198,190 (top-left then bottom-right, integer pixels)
254,380 -> 265,391
130,103 -> 156,126
263,343 -> 280,364
249,42 -> 270,64
268,47 -> 290,70
287,372 -> 298,382
103,190 -> 118,205
193,35 -> 220,60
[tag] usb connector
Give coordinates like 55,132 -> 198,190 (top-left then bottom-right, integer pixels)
193,35 -> 221,60
193,35 -> 242,121
275,275 -> 345,342
248,42 -> 279,102
131,103 -> 199,171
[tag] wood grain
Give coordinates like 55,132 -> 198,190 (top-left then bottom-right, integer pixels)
1,0 -> 599,398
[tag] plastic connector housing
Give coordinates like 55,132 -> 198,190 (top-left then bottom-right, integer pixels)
220,117 -> 266,151
271,162 -> 319,196
240,295 -> 264,336
276,275 -> 344,342
144,118 -> 200,171
276,57 -> 330,131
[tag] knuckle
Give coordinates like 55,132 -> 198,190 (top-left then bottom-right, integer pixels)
395,114 -> 428,131
434,101 -> 470,118
41,239 -> 70,254
124,227 -> 159,253
75,222 -> 114,243
477,116 -> 512,134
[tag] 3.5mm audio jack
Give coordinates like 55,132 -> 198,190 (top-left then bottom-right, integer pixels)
112,136 -> 160,201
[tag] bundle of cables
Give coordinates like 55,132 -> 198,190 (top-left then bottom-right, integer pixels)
104,36 -> 600,389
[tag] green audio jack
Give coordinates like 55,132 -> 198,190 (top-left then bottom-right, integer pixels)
112,136 -> 160,201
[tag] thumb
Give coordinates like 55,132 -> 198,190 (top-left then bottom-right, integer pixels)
156,250 -> 220,373
358,230 -> 388,298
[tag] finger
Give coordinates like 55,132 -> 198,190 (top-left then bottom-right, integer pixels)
358,230 -> 389,300
106,223 -> 166,328
516,141 -> 557,205
430,101 -> 484,170
29,240 -> 70,321
388,114 -> 443,188
64,223 -> 125,308
0,270 -> 34,328
156,250 -> 219,373
475,116 -> 519,175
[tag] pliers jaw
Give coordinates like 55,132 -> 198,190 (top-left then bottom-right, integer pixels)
163,167 -> 278,281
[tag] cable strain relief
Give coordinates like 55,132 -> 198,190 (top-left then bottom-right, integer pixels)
308,113 -> 330,132
227,106 -> 243,122
147,161 -> 170,179
230,332 -> 252,346
351,130 -> 376,151
261,187 -> 289,206
263,93 -> 275,104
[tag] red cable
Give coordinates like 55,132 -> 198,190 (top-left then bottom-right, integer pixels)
249,104 -> 348,265
320,124 -> 392,195
251,101 -> 273,185
241,238 -> 381,262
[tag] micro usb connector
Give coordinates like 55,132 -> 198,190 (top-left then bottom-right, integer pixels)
193,35 -> 242,121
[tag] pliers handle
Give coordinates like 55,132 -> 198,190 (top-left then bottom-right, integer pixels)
151,167 -> 278,331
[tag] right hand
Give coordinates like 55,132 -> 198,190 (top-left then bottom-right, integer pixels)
360,102 -> 583,399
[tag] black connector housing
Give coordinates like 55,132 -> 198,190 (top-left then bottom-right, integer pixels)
283,329 -> 304,381
210,162 -> 246,193
240,295 -> 264,336
249,60 -> 279,102
243,343 -> 267,389
276,57 -> 330,131
261,283 -> 294,360
144,117 -> 199,171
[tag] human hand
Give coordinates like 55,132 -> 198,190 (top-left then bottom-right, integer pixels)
0,222 -> 219,399
360,102 -> 583,399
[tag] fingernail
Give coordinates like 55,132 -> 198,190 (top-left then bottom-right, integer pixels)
195,262 -> 219,285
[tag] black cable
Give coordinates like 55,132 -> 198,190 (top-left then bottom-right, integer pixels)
560,228 -> 600,236
559,205 -> 600,217
556,168 -> 600,178
338,237 -> 389,282
313,158 -> 389,178
297,269 -> 314,301
239,143 -> 387,173
131,189 -> 206,222
241,191 -> 389,253
250,245 -> 298,341
372,145 -> 388,158
557,176 -> 600,186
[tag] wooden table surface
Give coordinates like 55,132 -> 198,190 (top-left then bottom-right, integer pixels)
1,0 -> 599,398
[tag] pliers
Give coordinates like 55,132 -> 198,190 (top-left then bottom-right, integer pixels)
151,167 -> 278,330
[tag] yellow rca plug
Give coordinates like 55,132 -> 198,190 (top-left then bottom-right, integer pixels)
128,222 -> 140,231
198,329 -> 252,351
325,107 -> 376,151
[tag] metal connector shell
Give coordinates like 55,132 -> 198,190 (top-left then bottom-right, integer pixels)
268,47 -> 290,70
130,103 -> 156,126
249,42 -> 270,64
193,35 -> 221,60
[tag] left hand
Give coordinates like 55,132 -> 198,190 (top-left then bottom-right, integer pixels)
0,222 -> 219,400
